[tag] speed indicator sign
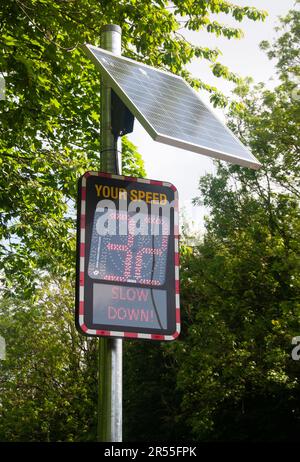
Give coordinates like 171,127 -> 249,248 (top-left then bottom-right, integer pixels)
76,171 -> 180,341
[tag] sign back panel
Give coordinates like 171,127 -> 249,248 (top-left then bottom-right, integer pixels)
76,172 -> 180,341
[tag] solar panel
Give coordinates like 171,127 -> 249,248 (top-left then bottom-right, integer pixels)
83,44 -> 261,170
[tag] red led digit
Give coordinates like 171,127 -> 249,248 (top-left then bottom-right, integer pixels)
103,215 -> 135,282
124,232 -> 134,279
134,235 -> 168,285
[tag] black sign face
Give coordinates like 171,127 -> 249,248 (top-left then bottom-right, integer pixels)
75,172 -> 180,341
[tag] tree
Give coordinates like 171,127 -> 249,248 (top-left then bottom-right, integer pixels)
0,277 -> 99,441
174,8 -> 300,440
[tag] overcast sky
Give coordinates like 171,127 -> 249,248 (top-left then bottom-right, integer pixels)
127,0 -> 298,230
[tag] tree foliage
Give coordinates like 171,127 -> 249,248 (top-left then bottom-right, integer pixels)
0,278 -> 98,441
125,8 -> 300,441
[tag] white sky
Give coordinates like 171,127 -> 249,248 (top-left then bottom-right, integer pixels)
127,0 -> 297,231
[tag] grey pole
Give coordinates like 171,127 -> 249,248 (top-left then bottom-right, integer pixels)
98,24 -> 122,443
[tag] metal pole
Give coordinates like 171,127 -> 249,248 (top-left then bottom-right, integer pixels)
98,24 -> 122,443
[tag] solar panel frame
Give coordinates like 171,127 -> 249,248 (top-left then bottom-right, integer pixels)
83,44 -> 261,170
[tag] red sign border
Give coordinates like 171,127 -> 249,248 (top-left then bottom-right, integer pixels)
77,171 -> 180,341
